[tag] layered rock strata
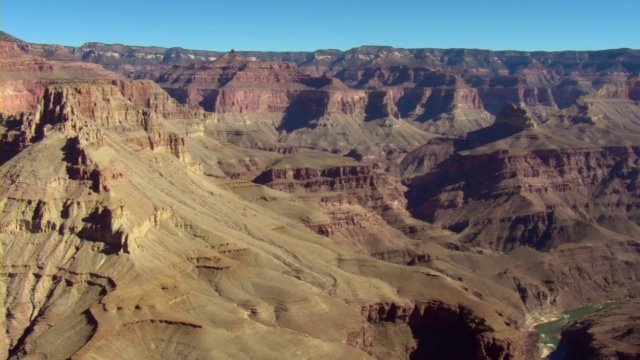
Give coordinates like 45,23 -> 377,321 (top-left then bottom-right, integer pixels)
1,76 -> 535,360
408,145 -> 640,251
0,41 -> 121,114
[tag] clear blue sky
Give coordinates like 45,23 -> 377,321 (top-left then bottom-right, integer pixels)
3,0 -> 639,51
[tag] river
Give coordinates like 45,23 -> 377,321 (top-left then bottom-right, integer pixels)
534,303 -> 613,359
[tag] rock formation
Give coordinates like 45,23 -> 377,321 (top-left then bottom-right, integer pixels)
2,32 -> 640,359
555,301 -> 640,359
0,40 -> 121,115
1,66 -> 538,360
407,145 -> 640,251
250,152 -> 417,257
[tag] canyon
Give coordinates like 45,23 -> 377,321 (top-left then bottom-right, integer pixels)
1,31 -> 639,359
554,301 -> 640,359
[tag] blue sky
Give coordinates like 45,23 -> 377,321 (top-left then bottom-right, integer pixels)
3,0 -> 639,51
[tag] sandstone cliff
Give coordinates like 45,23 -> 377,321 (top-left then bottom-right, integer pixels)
1,74 -> 538,360
9,32 -> 639,129
3,32 -> 640,360
0,41 -> 122,115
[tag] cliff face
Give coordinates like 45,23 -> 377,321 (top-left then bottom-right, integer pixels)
10,35 -> 640,168
3,32 -> 640,360
156,53 -> 374,122
555,301 -> 640,360
360,300 -> 539,360
249,153 -> 419,258
152,52 -> 640,144
1,69 -> 536,360
0,41 -> 122,115
1,80 -> 210,168
0,79 -> 209,228
10,34 -> 640,128
408,146 -> 640,251
150,46 -> 640,133
156,57 -> 494,135
154,54 -> 437,173
256,165 -> 408,227
254,161 -> 405,199
157,54 -> 308,112
255,165 -> 382,192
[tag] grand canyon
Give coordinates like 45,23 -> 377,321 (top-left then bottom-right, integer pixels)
1,30 -> 639,359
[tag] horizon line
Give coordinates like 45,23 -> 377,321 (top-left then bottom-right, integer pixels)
2,31 -> 639,54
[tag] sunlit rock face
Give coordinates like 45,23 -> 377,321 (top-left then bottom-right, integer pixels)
2,34 -> 640,360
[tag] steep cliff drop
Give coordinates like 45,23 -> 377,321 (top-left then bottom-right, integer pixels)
554,301 -> 640,360
2,33 -> 640,359
1,80 -> 539,359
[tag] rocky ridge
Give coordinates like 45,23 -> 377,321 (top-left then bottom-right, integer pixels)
2,32 -> 640,359
250,152 -> 415,257
8,32 -> 640,142
0,41 -> 122,115
408,145 -> 640,250
2,71 -> 539,360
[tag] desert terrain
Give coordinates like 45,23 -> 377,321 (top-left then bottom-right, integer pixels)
2,31 -> 639,359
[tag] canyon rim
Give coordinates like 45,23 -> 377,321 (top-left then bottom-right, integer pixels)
1,31 -> 640,359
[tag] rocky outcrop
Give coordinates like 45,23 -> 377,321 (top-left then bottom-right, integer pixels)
493,102 -> 537,129
0,112 -> 39,162
254,161 -> 407,214
0,41 -> 121,114
250,153 -> 414,256
361,301 -> 539,360
629,79 -> 640,102
255,165 -> 373,190
408,146 -> 640,251
399,138 -> 458,179
500,240 -> 640,312
0,79 -> 212,259
555,301 -> 640,360
1,80 -> 211,169
157,53 -> 309,112
37,79 -> 212,128
63,133 -> 119,194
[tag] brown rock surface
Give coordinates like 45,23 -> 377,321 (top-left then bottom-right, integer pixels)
248,152 -> 418,256
3,33 -> 640,360
408,145 -> 640,251
2,73 -> 537,360
556,300 -> 640,360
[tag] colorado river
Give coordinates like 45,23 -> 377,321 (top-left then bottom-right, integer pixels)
535,303 -> 613,358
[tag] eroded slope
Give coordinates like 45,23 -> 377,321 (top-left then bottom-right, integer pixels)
1,81 -> 536,359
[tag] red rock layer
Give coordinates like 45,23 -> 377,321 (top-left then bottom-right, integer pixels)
155,56 -> 491,133
2,80 -> 210,169
254,164 -> 407,214
0,41 -> 122,114
408,146 -> 640,251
